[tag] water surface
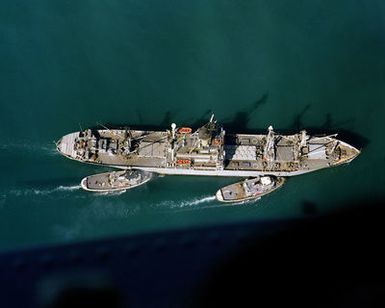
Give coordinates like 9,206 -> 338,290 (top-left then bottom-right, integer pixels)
1,0 -> 384,250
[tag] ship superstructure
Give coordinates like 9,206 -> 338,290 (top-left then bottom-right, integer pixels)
57,115 -> 360,179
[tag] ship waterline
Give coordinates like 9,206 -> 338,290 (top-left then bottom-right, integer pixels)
56,116 -> 360,178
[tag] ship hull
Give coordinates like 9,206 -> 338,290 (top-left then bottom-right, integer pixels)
119,166 -> 316,177
56,121 -> 360,178
80,170 -> 152,192
215,176 -> 286,203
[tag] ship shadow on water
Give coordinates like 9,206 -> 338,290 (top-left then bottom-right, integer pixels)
284,105 -> 370,150
221,92 -> 269,133
89,93 -> 269,133
221,98 -> 369,150
90,92 -> 368,150
183,93 -> 270,132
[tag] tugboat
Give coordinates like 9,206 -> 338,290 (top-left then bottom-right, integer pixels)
215,176 -> 285,203
80,169 -> 152,192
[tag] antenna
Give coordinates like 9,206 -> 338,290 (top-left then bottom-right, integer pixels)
96,122 -> 116,134
79,123 -> 83,132
96,122 -> 108,130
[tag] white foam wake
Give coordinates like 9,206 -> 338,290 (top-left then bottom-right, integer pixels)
0,142 -> 58,155
7,185 -> 81,197
186,196 -> 216,206
160,195 -> 216,209
96,190 -> 127,196
54,185 -> 81,192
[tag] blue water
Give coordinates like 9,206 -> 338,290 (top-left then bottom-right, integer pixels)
1,0 -> 384,251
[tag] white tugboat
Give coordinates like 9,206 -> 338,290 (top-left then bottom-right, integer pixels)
80,170 -> 152,192
215,176 -> 285,203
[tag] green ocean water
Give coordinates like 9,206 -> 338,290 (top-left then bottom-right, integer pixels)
0,0 -> 384,251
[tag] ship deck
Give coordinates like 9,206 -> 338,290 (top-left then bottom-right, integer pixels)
57,127 -> 359,177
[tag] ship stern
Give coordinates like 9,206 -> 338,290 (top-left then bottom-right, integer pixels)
56,132 -> 81,160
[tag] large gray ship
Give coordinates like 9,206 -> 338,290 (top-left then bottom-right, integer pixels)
57,115 -> 360,178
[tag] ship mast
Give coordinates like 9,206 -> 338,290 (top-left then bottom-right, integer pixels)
263,125 -> 276,161
300,130 -> 308,147
170,123 -> 176,162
